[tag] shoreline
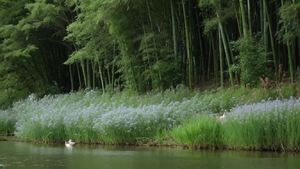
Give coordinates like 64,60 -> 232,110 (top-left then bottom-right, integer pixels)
1,136 -> 299,153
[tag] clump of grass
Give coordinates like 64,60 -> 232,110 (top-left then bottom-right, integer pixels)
170,99 -> 300,151
170,115 -> 223,149
277,83 -> 297,98
223,99 -> 300,151
223,110 -> 300,151
0,110 -> 16,136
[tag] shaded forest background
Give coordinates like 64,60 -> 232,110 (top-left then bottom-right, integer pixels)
0,0 -> 299,108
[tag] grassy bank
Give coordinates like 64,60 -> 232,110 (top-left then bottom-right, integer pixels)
170,99 -> 300,151
0,85 -> 299,151
0,137 -> 7,141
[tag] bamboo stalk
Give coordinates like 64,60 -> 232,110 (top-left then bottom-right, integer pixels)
239,0 -> 249,37
217,13 -> 234,86
69,65 -> 74,91
170,0 -> 177,57
182,0 -> 193,89
98,62 -> 105,94
80,60 -> 87,88
219,28 -> 224,88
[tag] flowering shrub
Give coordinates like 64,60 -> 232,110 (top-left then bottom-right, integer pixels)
12,90 -> 205,143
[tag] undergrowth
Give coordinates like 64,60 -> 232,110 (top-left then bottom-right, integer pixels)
0,85 -> 298,149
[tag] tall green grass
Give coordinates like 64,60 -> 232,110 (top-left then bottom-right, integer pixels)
170,115 -> 222,148
0,110 -> 15,135
170,99 -> 300,151
223,110 -> 300,151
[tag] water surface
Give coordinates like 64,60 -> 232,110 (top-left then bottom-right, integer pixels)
0,142 -> 300,169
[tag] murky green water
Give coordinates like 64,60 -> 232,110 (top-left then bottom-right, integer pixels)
1,141 -> 300,169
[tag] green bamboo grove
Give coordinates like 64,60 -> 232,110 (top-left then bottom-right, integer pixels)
0,0 -> 299,107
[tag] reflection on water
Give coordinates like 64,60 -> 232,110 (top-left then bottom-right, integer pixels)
0,142 -> 300,169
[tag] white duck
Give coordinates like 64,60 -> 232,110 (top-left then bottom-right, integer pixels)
65,139 -> 75,148
219,113 -> 226,121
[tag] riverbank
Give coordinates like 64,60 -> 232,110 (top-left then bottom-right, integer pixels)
0,136 -> 20,142
0,136 -> 7,141
167,99 -> 300,152
0,84 -> 300,152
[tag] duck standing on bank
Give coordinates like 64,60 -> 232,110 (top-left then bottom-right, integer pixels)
219,113 -> 226,121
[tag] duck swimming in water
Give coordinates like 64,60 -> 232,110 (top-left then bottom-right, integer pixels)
65,139 -> 75,148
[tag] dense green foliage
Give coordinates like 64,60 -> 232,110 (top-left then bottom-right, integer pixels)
0,0 -> 73,108
0,0 -> 300,107
0,86 -> 297,145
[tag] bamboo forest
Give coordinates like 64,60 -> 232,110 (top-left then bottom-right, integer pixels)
1,0 -> 300,169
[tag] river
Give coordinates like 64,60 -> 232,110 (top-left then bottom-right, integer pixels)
0,141 -> 300,169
